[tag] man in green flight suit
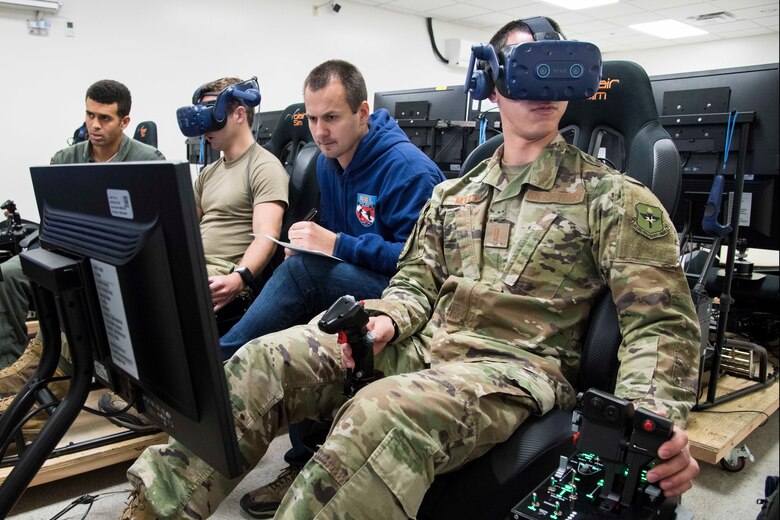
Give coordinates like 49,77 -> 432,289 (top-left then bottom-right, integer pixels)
0,79 -> 164,376
120,18 -> 701,520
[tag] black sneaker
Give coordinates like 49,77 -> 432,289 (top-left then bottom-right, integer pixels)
240,465 -> 302,518
98,392 -> 159,432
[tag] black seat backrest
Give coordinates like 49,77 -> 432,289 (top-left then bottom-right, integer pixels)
133,121 -> 158,148
262,103 -> 312,174
559,61 -> 681,214
459,61 -> 681,217
577,289 -> 621,392
281,142 -> 320,243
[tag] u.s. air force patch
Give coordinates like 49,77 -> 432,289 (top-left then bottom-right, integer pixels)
630,203 -> 668,239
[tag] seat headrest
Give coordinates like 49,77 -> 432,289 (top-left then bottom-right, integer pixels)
263,103 -> 312,168
133,121 -> 158,148
560,61 -> 659,173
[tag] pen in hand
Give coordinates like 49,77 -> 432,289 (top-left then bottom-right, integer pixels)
304,208 -> 318,222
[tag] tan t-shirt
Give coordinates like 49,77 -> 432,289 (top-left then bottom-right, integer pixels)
194,142 -> 288,265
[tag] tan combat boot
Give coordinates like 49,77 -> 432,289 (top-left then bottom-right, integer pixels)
119,485 -> 158,520
0,335 -> 69,399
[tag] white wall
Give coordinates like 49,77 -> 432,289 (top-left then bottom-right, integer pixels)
0,0 -> 489,221
605,33 -> 779,77
1,0 -> 777,222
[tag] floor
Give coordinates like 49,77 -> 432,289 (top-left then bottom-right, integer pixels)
6,410 -> 778,519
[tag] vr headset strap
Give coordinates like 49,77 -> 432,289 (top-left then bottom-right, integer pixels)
521,16 -> 561,41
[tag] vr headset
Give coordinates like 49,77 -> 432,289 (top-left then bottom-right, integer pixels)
176,76 -> 261,137
465,16 -> 602,101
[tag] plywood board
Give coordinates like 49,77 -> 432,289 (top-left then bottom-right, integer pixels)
0,390 -> 168,487
686,374 -> 779,464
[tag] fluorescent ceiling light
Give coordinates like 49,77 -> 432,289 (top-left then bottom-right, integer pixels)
0,0 -> 61,13
541,0 -> 618,10
629,19 -> 708,39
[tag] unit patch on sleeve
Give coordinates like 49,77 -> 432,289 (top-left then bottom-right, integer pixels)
356,193 -> 377,227
630,202 -> 668,239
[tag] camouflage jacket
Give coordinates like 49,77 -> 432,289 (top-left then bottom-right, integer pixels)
367,135 -> 700,425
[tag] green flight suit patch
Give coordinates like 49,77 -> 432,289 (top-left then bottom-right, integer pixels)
631,203 -> 668,239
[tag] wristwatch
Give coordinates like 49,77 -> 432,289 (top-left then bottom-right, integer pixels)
232,266 -> 254,288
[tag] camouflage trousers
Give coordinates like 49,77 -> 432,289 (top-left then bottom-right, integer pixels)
127,325 -> 539,519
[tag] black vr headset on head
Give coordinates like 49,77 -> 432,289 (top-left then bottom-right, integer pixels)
465,16 -> 602,101
176,76 -> 261,137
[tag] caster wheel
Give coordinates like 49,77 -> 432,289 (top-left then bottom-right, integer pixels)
720,456 -> 746,472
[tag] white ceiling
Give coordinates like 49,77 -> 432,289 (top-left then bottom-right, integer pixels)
344,0 -> 780,52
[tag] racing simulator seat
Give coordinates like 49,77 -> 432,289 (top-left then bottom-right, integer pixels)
133,121 -> 158,148
260,102 -> 320,246
262,103 -> 313,175
417,60 -> 685,520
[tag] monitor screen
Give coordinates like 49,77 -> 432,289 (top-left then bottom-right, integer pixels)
650,64 -> 779,251
374,85 -> 471,178
373,85 -> 468,122
254,109 -> 284,146
27,161 -> 241,477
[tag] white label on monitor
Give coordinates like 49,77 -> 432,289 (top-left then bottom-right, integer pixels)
727,191 -> 752,227
90,259 -> 139,379
107,189 -> 134,219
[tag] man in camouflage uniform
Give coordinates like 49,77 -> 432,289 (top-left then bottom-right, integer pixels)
121,19 -> 701,520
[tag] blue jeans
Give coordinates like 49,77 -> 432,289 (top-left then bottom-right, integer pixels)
219,254 -> 390,359
219,254 -> 391,469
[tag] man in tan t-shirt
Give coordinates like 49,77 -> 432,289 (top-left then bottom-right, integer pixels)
192,77 -> 288,312
98,77 -> 288,430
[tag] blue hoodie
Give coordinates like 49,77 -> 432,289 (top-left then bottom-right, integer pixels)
318,109 -> 444,276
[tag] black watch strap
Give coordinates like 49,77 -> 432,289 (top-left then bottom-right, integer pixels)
233,266 -> 253,287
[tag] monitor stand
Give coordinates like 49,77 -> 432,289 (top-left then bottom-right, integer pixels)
0,248 -> 95,518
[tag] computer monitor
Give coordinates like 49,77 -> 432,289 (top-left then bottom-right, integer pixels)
254,109 -> 284,146
650,64 -> 779,252
27,161 -> 241,477
373,85 -> 470,177
373,85 -> 468,122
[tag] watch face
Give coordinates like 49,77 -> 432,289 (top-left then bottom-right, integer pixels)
236,266 -> 253,285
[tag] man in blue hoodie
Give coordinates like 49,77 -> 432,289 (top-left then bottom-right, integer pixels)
220,60 -> 444,518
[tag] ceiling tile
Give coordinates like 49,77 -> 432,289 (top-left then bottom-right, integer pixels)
654,2 -> 727,19
625,0 -> 687,10
550,11 -> 599,26
382,0 -> 457,14
703,19 -> 763,32
460,0 -> 537,10
606,12 -> 666,25
351,0 -> 780,53
428,3 -> 490,20
503,4 -> 568,19
711,0 -> 777,9
730,4 -> 780,24
458,11 -> 519,29
719,26 -> 774,38
589,2 -> 646,18
563,18 -> 621,33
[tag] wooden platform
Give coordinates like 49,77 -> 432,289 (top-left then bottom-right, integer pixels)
686,373 -> 779,465
0,390 -> 168,487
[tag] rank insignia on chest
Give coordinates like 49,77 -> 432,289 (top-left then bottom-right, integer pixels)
356,193 -> 377,227
485,220 -> 511,248
630,203 -> 668,239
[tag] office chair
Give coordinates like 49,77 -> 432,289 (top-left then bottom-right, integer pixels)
417,60 -> 683,520
133,121 -> 158,148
